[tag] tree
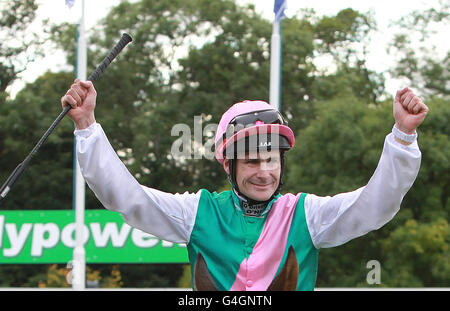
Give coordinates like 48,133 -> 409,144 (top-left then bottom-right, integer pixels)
0,0 -> 41,93
380,218 -> 449,287
388,1 -> 450,97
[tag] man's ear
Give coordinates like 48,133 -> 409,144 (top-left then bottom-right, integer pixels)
223,158 -> 230,175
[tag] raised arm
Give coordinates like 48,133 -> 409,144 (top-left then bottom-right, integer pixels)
62,80 -> 200,244
304,88 -> 429,248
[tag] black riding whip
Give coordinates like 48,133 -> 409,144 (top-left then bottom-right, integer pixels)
0,33 -> 133,206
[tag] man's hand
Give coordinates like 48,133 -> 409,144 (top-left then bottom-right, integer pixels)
61,79 -> 97,130
393,87 -> 429,134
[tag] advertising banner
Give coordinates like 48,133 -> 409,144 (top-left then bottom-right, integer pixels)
0,210 -> 188,264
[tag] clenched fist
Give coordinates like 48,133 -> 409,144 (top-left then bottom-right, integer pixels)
393,87 -> 429,134
61,79 -> 97,130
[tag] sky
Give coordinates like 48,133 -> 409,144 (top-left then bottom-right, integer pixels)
7,0 -> 449,98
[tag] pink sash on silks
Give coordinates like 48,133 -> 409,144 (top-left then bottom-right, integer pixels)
230,193 -> 300,290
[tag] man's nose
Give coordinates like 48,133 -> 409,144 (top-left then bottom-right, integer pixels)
255,165 -> 271,178
259,159 -> 279,172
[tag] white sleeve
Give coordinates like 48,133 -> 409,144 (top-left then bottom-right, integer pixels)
74,123 -> 201,244
304,133 -> 422,249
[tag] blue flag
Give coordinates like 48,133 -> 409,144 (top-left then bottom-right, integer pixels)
274,0 -> 286,22
65,0 -> 75,8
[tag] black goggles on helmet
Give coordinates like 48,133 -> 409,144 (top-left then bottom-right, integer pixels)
224,109 -> 288,138
229,109 -> 287,128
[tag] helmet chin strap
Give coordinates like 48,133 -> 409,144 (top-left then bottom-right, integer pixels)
228,151 -> 285,216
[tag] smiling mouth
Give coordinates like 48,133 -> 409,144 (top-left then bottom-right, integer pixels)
250,182 -> 272,189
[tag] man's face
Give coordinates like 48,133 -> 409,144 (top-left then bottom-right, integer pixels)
224,149 -> 281,202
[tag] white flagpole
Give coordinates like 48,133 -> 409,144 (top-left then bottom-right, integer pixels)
72,0 -> 86,291
270,19 -> 281,111
270,1 -> 286,111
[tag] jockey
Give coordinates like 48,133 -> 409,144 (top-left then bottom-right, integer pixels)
62,80 -> 427,290
214,100 -> 295,217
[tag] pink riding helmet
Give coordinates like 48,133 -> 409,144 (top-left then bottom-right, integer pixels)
214,100 -> 295,164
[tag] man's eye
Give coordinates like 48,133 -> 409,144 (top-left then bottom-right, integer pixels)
245,159 -> 259,164
265,157 -> 279,163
